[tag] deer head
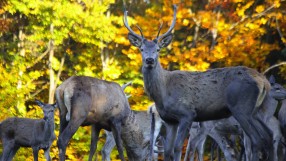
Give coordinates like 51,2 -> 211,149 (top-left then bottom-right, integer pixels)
124,5 -> 177,69
269,75 -> 286,101
35,99 -> 57,121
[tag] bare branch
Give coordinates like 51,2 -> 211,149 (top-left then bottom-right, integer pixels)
54,54 -> 66,88
26,45 -> 50,69
276,17 -> 286,47
230,4 -> 276,30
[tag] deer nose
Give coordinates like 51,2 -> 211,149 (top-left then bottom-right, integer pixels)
145,58 -> 155,65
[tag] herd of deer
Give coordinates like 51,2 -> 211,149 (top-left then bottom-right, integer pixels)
1,5 -> 286,161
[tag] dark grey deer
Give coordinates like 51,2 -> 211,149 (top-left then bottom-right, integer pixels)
184,76 -> 286,161
124,5 -> 273,161
0,100 -> 56,161
56,76 -> 131,161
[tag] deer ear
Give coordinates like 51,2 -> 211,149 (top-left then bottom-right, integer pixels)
52,102 -> 57,108
128,33 -> 142,47
269,75 -> 275,85
159,34 -> 173,48
35,99 -> 45,108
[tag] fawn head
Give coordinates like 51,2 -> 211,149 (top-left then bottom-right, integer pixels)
269,75 -> 286,101
35,100 -> 57,120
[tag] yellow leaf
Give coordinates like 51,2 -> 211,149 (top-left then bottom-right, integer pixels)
255,5 -> 265,13
260,17 -> 267,24
282,37 -> 286,44
182,19 -> 190,26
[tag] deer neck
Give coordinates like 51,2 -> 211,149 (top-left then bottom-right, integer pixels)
43,116 -> 55,140
142,62 -> 167,103
121,111 -> 149,160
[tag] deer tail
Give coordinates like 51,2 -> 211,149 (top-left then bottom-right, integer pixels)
63,89 -> 73,121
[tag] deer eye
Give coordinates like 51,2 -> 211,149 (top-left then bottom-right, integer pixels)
157,49 -> 160,52
140,48 -> 144,51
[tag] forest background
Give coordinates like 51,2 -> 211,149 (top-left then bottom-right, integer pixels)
0,0 -> 286,160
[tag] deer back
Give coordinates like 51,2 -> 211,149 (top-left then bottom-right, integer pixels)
148,67 -> 269,121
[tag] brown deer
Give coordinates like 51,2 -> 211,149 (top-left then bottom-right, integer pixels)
57,77 -> 157,161
124,5 -> 273,161
55,76 -> 131,161
0,100 -> 56,161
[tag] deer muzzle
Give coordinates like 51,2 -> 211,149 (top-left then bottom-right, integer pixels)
145,58 -> 155,65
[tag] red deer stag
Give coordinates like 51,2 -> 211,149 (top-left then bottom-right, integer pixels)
55,76 -> 130,161
0,100 -> 56,161
124,5 -> 273,161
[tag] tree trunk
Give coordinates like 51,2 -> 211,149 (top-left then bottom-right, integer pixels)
16,14 -> 25,114
48,23 -> 55,104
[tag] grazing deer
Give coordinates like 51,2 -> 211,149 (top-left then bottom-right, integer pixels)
100,104 -> 163,161
124,5 -> 273,161
0,100 -> 56,161
56,76 -> 131,161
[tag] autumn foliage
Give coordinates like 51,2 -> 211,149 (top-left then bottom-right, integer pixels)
0,0 -> 285,160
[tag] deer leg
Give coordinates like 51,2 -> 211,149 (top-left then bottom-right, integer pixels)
32,147 -> 39,161
184,128 -> 207,161
226,80 -> 273,161
8,145 -> 19,161
234,114 -> 272,161
196,135 -> 206,161
163,123 -> 178,161
183,134 -> 192,161
208,131 -> 237,161
44,147 -> 52,161
265,117 -> 281,161
243,132 -> 252,161
216,144 -> 221,161
1,141 -> 14,161
88,125 -> 101,161
173,118 -> 193,161
101,130 -> 115,161
57,116 -> 87,161
111,120 -> 125,161
238,141 -> 245,161
58,94 -> 91,161
251,117 -> 274,160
